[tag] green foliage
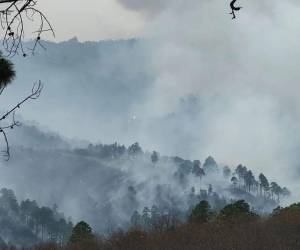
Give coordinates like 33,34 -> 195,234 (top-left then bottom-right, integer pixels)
15,200 -> 300,250
218,200 -> 258,221
69,221 -> 94,244
272,203 -> 300,216
0,52 -> 15,88
283,203 -> 300,211
189,200 -> 213,223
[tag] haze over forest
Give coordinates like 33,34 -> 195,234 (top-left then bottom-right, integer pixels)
3,37 -> 300,194
0,0 -> 300,247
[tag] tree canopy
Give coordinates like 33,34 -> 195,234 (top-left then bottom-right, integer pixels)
69,221 -> 94,244
189,200 -> 213,223
218,200 -> 258,221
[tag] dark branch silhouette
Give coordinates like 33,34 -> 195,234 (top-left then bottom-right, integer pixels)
230,0 -> 242,19
0,0 -> 51,160
0,0 -> 54,56
0,81 -> 43,160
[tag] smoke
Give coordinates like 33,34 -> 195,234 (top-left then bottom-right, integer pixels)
114,0 -> 300,194
116,0 -> 172,15
0,0 -> 299,204
0,134 -> 270,232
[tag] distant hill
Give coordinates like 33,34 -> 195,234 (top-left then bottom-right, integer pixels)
0,187 -> 72,246
7,122 -> 70,150
2,39 -> 215,160
0,123 -> 289,233
2,38 -> 153,146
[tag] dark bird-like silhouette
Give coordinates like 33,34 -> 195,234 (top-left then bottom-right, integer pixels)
230,0 -> 242,19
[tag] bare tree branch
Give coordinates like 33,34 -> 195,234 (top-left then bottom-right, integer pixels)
0,0 -> 51,160
0,0 -> 54,56
0,81 -> 43,160
0,0 -> 51,159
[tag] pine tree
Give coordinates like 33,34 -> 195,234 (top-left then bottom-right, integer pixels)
69,221 -> 93,244
189,200 -> 212,223
0,52 -> 15,89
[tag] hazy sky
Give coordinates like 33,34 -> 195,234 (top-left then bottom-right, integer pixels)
37,0 -> 146,41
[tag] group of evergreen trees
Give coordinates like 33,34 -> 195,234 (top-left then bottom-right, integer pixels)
172,154 -> 290,206
129,198 -> 297,234
0,188 -> 72,246
55,200 -> 300,250
74,142 -> 146,160
0,140 -> 291,245
189,199 -> 258,223
73,141 -> 290,208
130,205 -> 183,231
129,198 -> 257,232
229,164 -> 290,202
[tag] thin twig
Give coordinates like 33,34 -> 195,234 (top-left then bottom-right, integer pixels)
0,81 -> 43,160
0,0 -> 54,56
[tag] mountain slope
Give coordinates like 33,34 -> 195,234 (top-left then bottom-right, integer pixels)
0,124 -> 289,232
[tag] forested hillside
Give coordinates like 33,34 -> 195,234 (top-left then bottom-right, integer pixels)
0,188 -> 72,247
0,0 -> 299,248
0,123 -> 290,236
10,200 -> 300,250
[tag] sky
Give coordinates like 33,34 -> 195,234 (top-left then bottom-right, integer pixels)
37,0 -> 146,41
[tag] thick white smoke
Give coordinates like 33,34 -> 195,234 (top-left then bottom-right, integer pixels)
1,0 -> 299,201
115,0 -> 300,197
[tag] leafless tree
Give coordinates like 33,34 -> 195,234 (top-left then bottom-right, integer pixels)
0,0 -> 55,57
0,81 -> 42,160
0,0 -> 53,160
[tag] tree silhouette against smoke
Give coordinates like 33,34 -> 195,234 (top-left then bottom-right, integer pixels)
0,54 -> 43,160
0,0 -> 54,56
0,0 -> 52,160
